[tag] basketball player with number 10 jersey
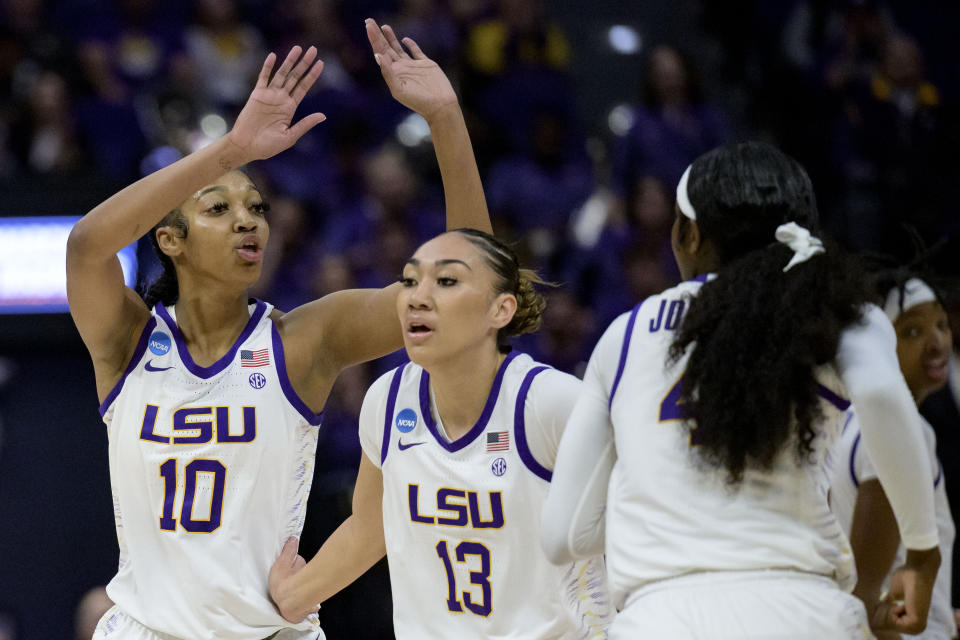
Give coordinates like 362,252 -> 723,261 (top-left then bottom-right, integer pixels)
97,300 -> 323,640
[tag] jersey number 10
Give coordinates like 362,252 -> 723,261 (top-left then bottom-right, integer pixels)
158,458 -> 226,533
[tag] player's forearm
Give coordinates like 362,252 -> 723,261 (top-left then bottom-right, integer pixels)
275,515 -> 386,618
428,104 -> 492,234
69,135 -> 249,258
837,306 -> 938,550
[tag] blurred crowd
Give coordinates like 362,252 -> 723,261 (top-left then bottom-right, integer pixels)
1,0 -> 958,636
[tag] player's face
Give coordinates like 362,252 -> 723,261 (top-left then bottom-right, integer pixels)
165,171 -> 270,289
894,300 -> 952,404
398,233 -> 514,368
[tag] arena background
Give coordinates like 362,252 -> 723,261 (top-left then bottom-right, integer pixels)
0,0 -> 958,638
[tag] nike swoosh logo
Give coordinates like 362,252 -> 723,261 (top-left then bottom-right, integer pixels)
144,360 -> 173,372
398,440 -> 424,451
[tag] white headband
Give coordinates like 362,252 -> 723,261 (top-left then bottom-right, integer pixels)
775,222 -> 825,272
883,278 -> 937,323
676,164 -> 697,220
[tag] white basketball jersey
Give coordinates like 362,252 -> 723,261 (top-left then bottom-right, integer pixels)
361,352 -> 608,639
601,276 -> 855,607
99,300 -> 323,640
829,413 -> 956,639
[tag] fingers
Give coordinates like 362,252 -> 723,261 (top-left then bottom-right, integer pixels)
256,52 -> 277,89
280,536 -> 300,565
380,25 -> 410,60
365,18 -> 396,62
283,45 -> 318,92
402,36 -> 427,60
288,112 -> 327,142
269,46 -> 302,89
291,58 -> 324,102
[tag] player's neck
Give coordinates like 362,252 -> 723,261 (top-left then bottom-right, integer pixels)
171,289 -> 252,367
427,347 -> 506,441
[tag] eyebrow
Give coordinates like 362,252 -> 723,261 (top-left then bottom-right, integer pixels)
194,184 -> 261,199
405,258 -> 472,270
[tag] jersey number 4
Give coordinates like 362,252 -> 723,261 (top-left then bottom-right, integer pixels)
659,376 -> 703,446
436,540 -> 492,617
158,458 -> 226,533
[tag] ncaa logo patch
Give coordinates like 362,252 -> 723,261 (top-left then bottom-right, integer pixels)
148,332 -> 171,356
491,457 -> 507,477
395,408 -> 417,433
249,372 -> 267,389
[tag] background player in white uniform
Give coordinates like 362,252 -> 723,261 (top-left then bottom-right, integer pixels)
269,226 -> 612,638
66,20 -> 492,640
830,272 -> 956,639
541,141 -> 942,639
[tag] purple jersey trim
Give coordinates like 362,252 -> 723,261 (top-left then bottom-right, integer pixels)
849,432 -> 862,489
156,299 -> 266,379
609,300 -> 644,411
270,324 -> 323,426
419,351 -> 518,453
689,273 -> 710,283
98,317 -> 157,417
381,363 -> 409,465
817,384 -> 851,411
935,460 -> 943,488
514,366 -> 552,482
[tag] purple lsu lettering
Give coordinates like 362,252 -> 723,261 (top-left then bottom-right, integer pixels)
649,298 -> 686,333
139,405 -> 257,444
407,484 -> 505,529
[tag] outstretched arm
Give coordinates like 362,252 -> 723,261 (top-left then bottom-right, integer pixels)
67,47 -> 326,397
367,18 -> 492,234
278,23 -> 492,386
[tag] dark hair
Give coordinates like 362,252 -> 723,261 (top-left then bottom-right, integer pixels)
451,228 -> 550,353
667,142 -> 872,484
867,233 -> 952,315
139,209 -> 188,309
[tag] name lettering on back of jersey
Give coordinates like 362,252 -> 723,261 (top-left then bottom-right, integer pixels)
649,299 -> 686,333
139,404 -> 257,445
407,484 -> 504,529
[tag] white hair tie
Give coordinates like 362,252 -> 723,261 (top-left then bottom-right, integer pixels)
775,222 -> 824,272
676,165 -> 697,221
883,278 -> 937,323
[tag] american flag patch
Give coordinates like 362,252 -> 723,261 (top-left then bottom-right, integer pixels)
486,431 -> 509,452
240,348 -> 270,367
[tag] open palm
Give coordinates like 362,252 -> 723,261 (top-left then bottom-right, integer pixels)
229,46 -> 327,162
366,19 -> 458,122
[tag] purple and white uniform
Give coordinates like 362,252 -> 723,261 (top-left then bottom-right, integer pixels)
542,277 -> 939,639
829,412 -> 956,640
95,300 -> 324,640
360,351 -> 611,639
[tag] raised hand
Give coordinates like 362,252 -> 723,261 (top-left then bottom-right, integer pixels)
228,47 -> 326,163
365,18 -> 458,123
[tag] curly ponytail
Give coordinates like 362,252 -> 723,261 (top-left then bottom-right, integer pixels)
138,209 -> 188,309
667,142 -> 872,484
451,228 -> 551,352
